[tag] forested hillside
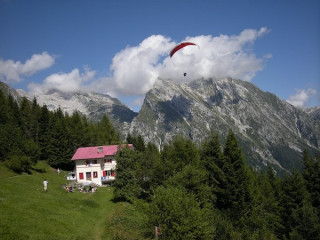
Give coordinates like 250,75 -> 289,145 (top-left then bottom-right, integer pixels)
0,90 -> 120,172
1,89 -> 320,239
113,133 -> 320,240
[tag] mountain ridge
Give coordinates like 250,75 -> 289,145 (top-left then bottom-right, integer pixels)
1,79 -> 319,175
127,77 -> 320,174
16,88 -> 138,130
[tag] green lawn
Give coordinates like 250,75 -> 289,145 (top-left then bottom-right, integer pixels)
0,161 -> 117,240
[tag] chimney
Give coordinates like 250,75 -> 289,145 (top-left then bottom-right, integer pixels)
97,146 -> 103,153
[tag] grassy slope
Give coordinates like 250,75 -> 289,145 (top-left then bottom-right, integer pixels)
0,161 -> 116,240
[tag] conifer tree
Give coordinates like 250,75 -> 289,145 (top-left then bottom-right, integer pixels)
113,145 -> 139,202
30,98 -> 41,144
0,92 -> 24,161
0,90 -> 9,124
47,108 -> 73,169
247,168 -> 282,239
279,169 -> 314,239
126,133 -> 134,144
162,136 -> 200,174
165,165 -> 212,209
133,135 -> 146,152
68,111 -> 87,150
149,186 -> 214,239
95,114 -> 120,145
7,94 -> 20,126
302,150 -> 320,216
136,142 -> 160,200
19,97 -> 32,139
220,129 -> 252,222
38,105 -> 51,160
289,203 -> 320,240
200,131 -> 225,208
0,91 -> 10,159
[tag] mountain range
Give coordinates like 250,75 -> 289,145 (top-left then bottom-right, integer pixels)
2,78 -> 319,175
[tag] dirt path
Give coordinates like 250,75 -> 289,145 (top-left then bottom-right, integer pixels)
90,188 -> 115,240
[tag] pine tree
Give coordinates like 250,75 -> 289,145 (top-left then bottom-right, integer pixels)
302,149 -> 320,217
30,98 -> 41,145
200,131 -> 225,208
47,108 -> 73,169
0,90 -> 9,124
67,111 -> 87,150
149,186 -> 214,239
0,91 -> 10,159
246,168 -> 283,239
165,165 -> 212,209
7,94 -> 20,126
19,97 -> 32,139
38,105 -> 51,160
113,146 -> 139,202
279,169 -> 317,239
136,142 -> 160,200
162,136 -> 200,174
220,129 -> 252,222
133,135 -> 146,152
95,114 -> 120,145
289,203 -> 320,240
0,92 -> 24,160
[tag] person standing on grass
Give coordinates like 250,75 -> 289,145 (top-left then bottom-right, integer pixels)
43,179 -> 48,192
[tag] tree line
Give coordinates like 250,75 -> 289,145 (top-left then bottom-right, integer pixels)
1,89 -> 320,239
0,90 -> 120,172
113,132 -> 320,240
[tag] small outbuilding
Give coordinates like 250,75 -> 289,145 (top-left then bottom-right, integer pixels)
66,172 -> 76,181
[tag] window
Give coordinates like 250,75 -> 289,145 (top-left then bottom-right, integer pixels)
86,172 -> 92,181
106,159 -> 112,163
93,171 -> 98,178
111,170 -> 115,177
93,160 -> 97,164
79,172 -> 84,180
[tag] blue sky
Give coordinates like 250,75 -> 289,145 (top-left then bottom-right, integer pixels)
0,0 -> 319,112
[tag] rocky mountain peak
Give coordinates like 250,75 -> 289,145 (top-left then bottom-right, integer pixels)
129,77 -> 320,175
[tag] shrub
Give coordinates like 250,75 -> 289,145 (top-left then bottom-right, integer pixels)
5,154 -> 32,173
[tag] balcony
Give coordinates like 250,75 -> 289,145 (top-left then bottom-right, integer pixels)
101,176 -> 115,182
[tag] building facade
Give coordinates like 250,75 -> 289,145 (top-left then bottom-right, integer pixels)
71,144 -> 133,186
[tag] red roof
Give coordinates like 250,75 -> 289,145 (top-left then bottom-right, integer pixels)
71,144 -> 133,161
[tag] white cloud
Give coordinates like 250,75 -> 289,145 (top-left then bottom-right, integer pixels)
97,28 -> 269,98
160,27 -> 269,82
23,28 -> 270,111
287,88 -> 317,107
28,67 -> 96,94
106,34 -> 173,96
0,52 -> 55,82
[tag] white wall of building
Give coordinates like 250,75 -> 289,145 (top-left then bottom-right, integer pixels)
75,157 -> 116,186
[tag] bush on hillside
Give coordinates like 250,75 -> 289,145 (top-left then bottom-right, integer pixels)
5,154 -> 32,174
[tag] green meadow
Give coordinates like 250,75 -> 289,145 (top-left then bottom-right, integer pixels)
0,161 -> 147,240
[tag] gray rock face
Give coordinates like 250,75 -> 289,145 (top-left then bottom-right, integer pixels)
17,88 -> 137,130
127,78 -> 320,175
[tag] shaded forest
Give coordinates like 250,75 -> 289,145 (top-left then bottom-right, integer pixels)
113,133 -> 320,239
0,91 -> 120,172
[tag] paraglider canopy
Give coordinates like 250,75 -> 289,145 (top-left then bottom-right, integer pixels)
170,42 -> 199,57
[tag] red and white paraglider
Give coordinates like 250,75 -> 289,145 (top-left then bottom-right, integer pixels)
169,42 -> 200,76
170,42 -> 199,58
